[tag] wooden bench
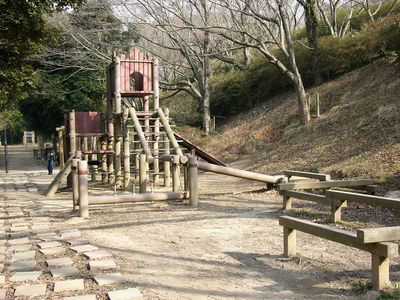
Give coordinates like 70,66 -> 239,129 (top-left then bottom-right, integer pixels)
326,190 -> 400,222
279,216 -> 398,290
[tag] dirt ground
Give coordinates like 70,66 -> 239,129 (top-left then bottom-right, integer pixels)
3,145 -> 399,299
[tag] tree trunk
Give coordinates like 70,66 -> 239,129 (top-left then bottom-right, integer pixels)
304,0 -> 319,83
202,92 -> 211,135
293,75 -> 310,125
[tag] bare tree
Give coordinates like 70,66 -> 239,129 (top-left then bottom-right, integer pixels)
116,0 -> 242,134
204,0 -> 311,124
317,0 -> 363,37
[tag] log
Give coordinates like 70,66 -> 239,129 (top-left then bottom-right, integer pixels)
188,155 -> 199,207
198,161 -> 286,184
128,107 -> 153,162
157,108 -> 183,156
88,192 -> 185,205
78,160 -> 89,218
46,156 -> 73,197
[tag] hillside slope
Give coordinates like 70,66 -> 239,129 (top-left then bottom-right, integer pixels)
179,58 -> 400,189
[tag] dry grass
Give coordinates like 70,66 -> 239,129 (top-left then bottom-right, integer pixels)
177,58 -> 400,191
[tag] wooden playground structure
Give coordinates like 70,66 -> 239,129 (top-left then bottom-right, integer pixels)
43,50 -> 400,292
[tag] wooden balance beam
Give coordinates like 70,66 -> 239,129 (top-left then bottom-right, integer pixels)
278,179 -> 374,191
326,190 -> 400,222
284,170 -> 331,181
279,216 -> 398,290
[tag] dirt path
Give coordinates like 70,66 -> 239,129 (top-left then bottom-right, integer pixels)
1,145 -> 384,299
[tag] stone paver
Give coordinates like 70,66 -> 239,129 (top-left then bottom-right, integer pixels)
0,276 -> 4,284
61,231 -> 81,239
94,272 -> 125,286
32,224 -> 49,231
10,271 -> 41,282
9,226 -> 28,232
67,239 -> 89,246
64,295 -> 96,300
8,243 -> 31,252
9,260 -> 36,271
83,250 -> 112,260
9,232 -> 29,239
8,237 -> 30,245
107,288 -> 144,300
54,279 -> 84,292
89,259 -> 117,271
14,283 -> 47,297
11,250 -> 35,262
38,241 -> 62,249
46,257 -> 74,267
39,246 -> 66,256
71,244 -> 98,253
51,266 -> 80,278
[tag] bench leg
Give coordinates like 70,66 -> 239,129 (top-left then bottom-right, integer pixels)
283,196 -> 292,210
331,200 -> 346,223
371,254 -> 390,290
284,227 -> 296,257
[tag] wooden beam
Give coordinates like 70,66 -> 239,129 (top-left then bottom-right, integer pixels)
88,191 -> 185,205
278,179 -> 374,191
326,190 -> 400,210
279,216 -> 398,258
284,170 -> 331,181
357,227 -> 400,243
45,156 -> 73,197
279,190 -> 331,205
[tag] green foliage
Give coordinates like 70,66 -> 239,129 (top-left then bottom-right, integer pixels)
210,14 -> 400,118
351,279 -> 373,295
380,287 -> 400,299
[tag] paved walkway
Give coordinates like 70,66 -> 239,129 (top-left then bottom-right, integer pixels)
0,145 -> 143,299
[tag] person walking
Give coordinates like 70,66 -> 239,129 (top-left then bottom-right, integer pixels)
43,144 -> 55,175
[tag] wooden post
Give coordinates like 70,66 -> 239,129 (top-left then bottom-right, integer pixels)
283,195 -> 292,210
23,132 -> 27,145
153,59 -> 160,185
188,156 -> 198,207
69,111 -> 76,156
78,160 -> 89,218
83,136 -> 89,161
58,127 -> 65,168
184,167 -> 188,191
72,158 -> 79,211
114,113 -> 122,187
372,254 -> 390,290
107,99 -> 115,184
316,93 -> 320,118
283,227 -> 296,257
101,137 -> 108,184
91,137 -> 97,182
163,108 -> 171,188
172,155 -> 180,192
135,154 -> 140,183
114,55 -> 121,114
139,153 -> 148,193
123,107 -> 130,189
32,131 -> 36,146
143,96 -> 150,138
331,200 -> 347,223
